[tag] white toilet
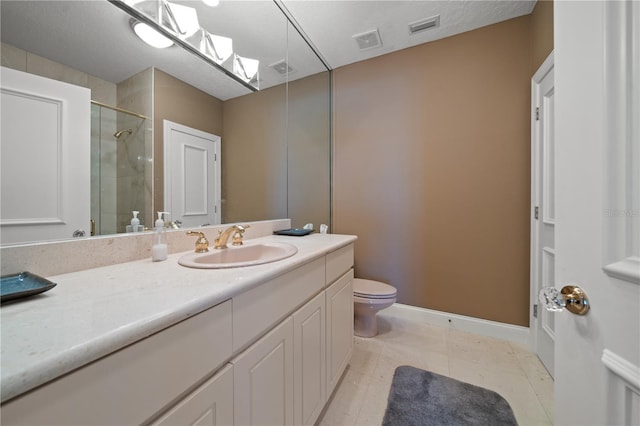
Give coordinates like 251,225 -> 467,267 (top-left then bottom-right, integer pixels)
353,278 -> 397,337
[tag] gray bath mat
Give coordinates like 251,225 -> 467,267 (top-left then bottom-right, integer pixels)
383,365 -> 518,426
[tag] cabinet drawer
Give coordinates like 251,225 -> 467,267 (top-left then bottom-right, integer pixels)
2,300 -> 233,426
233,257 -> 325,353
326,244 -> 354,285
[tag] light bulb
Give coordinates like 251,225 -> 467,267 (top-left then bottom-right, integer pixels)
131,21 -> 173,49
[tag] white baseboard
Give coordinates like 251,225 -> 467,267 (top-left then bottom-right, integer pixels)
384,303 -> 531,348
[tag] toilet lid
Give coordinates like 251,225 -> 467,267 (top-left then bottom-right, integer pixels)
353,279 -> 397,298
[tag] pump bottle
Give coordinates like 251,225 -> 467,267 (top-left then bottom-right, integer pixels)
152,212 -> 168,261
127,211 -> 143,232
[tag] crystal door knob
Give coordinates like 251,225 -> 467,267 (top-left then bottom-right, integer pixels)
539,287 -> 565,312
539,285 -> 590,315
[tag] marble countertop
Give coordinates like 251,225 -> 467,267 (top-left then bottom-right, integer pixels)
0,233 -> 356,403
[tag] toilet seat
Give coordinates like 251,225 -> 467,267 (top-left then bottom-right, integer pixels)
353,279 -> 397,338
353,279 -> 397,299
354,295 -> 395,305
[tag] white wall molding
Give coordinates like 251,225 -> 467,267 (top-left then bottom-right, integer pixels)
601,349 -> 640,424
602,0 -> 640,285
602,349 -> 640,392
385,303 -> 530,347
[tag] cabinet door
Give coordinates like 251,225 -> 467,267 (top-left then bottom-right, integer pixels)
326,269 -> 354,396
293,292 -> 326,426
152,364 -> 233,426
232,317 -> 294,426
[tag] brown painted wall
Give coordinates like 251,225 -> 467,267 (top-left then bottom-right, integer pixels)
222,72 -> 331,227
222,85 -> 287,224
153,68 -> 331,227
333,16 -> 534,326
153,69 -> 224,214
287,72 -> 331,229
531,0 -> 554,72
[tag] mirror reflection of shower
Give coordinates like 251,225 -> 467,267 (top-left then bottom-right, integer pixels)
91,102 -> 152,236
114,128 -> 133,139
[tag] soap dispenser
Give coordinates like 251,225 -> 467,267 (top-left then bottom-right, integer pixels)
128,211 -> 143,233
152,212 -> 168,262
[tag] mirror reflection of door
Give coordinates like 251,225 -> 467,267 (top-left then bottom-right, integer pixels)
163,120 -> 221,228
0,67 -> 90,245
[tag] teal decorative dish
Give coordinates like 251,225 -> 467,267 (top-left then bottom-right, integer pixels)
1,272 -> 57,303
273,228 -> 313,236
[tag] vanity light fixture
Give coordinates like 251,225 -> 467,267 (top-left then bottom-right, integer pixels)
200,30 -> 233,64
110,0 -> 259,92
233,54 -> 259,84
131,19 -> 174,48
129,0 -> 199,42
162,1 -> 200,38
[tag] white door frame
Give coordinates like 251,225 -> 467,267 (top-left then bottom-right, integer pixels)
530,52 -> 555,375
163,120 -> 221,226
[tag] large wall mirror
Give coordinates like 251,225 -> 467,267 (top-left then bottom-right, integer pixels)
0,0 -> 331,245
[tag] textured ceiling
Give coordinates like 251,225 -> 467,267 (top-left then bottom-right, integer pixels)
0,0 -> 536,100
283,0 -> 536,70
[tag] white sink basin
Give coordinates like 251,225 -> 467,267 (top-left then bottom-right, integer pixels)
178,242 -> 298,269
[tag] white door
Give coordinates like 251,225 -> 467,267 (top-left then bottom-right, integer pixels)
164,120 -> 221,227
0,66 -> 90,244
531,53 -> 556,377
552,2 -> 640,425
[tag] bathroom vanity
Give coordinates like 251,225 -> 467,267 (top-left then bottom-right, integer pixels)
0,233 -> 355,425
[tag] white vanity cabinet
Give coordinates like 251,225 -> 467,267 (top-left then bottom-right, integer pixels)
1,241 -> 355,426
230,243 -> 354,426
1,300 -> 233,426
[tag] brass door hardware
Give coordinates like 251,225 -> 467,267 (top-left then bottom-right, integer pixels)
539,285 -> 590,315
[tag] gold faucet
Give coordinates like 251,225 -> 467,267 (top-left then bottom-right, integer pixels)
214,225 -> 250,249
186,231 -> 210,253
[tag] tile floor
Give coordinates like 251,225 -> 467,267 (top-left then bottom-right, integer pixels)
317,311 -> 554,426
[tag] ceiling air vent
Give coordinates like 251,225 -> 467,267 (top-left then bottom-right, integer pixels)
408,15 -> 440,35
352,29 -> 382,51
270,60 -> 294,75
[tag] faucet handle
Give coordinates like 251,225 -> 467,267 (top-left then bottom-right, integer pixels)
231,225 -> 250,246
186,231 -> 209,253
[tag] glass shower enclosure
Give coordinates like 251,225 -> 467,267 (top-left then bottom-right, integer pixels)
90,102 -> 152,236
